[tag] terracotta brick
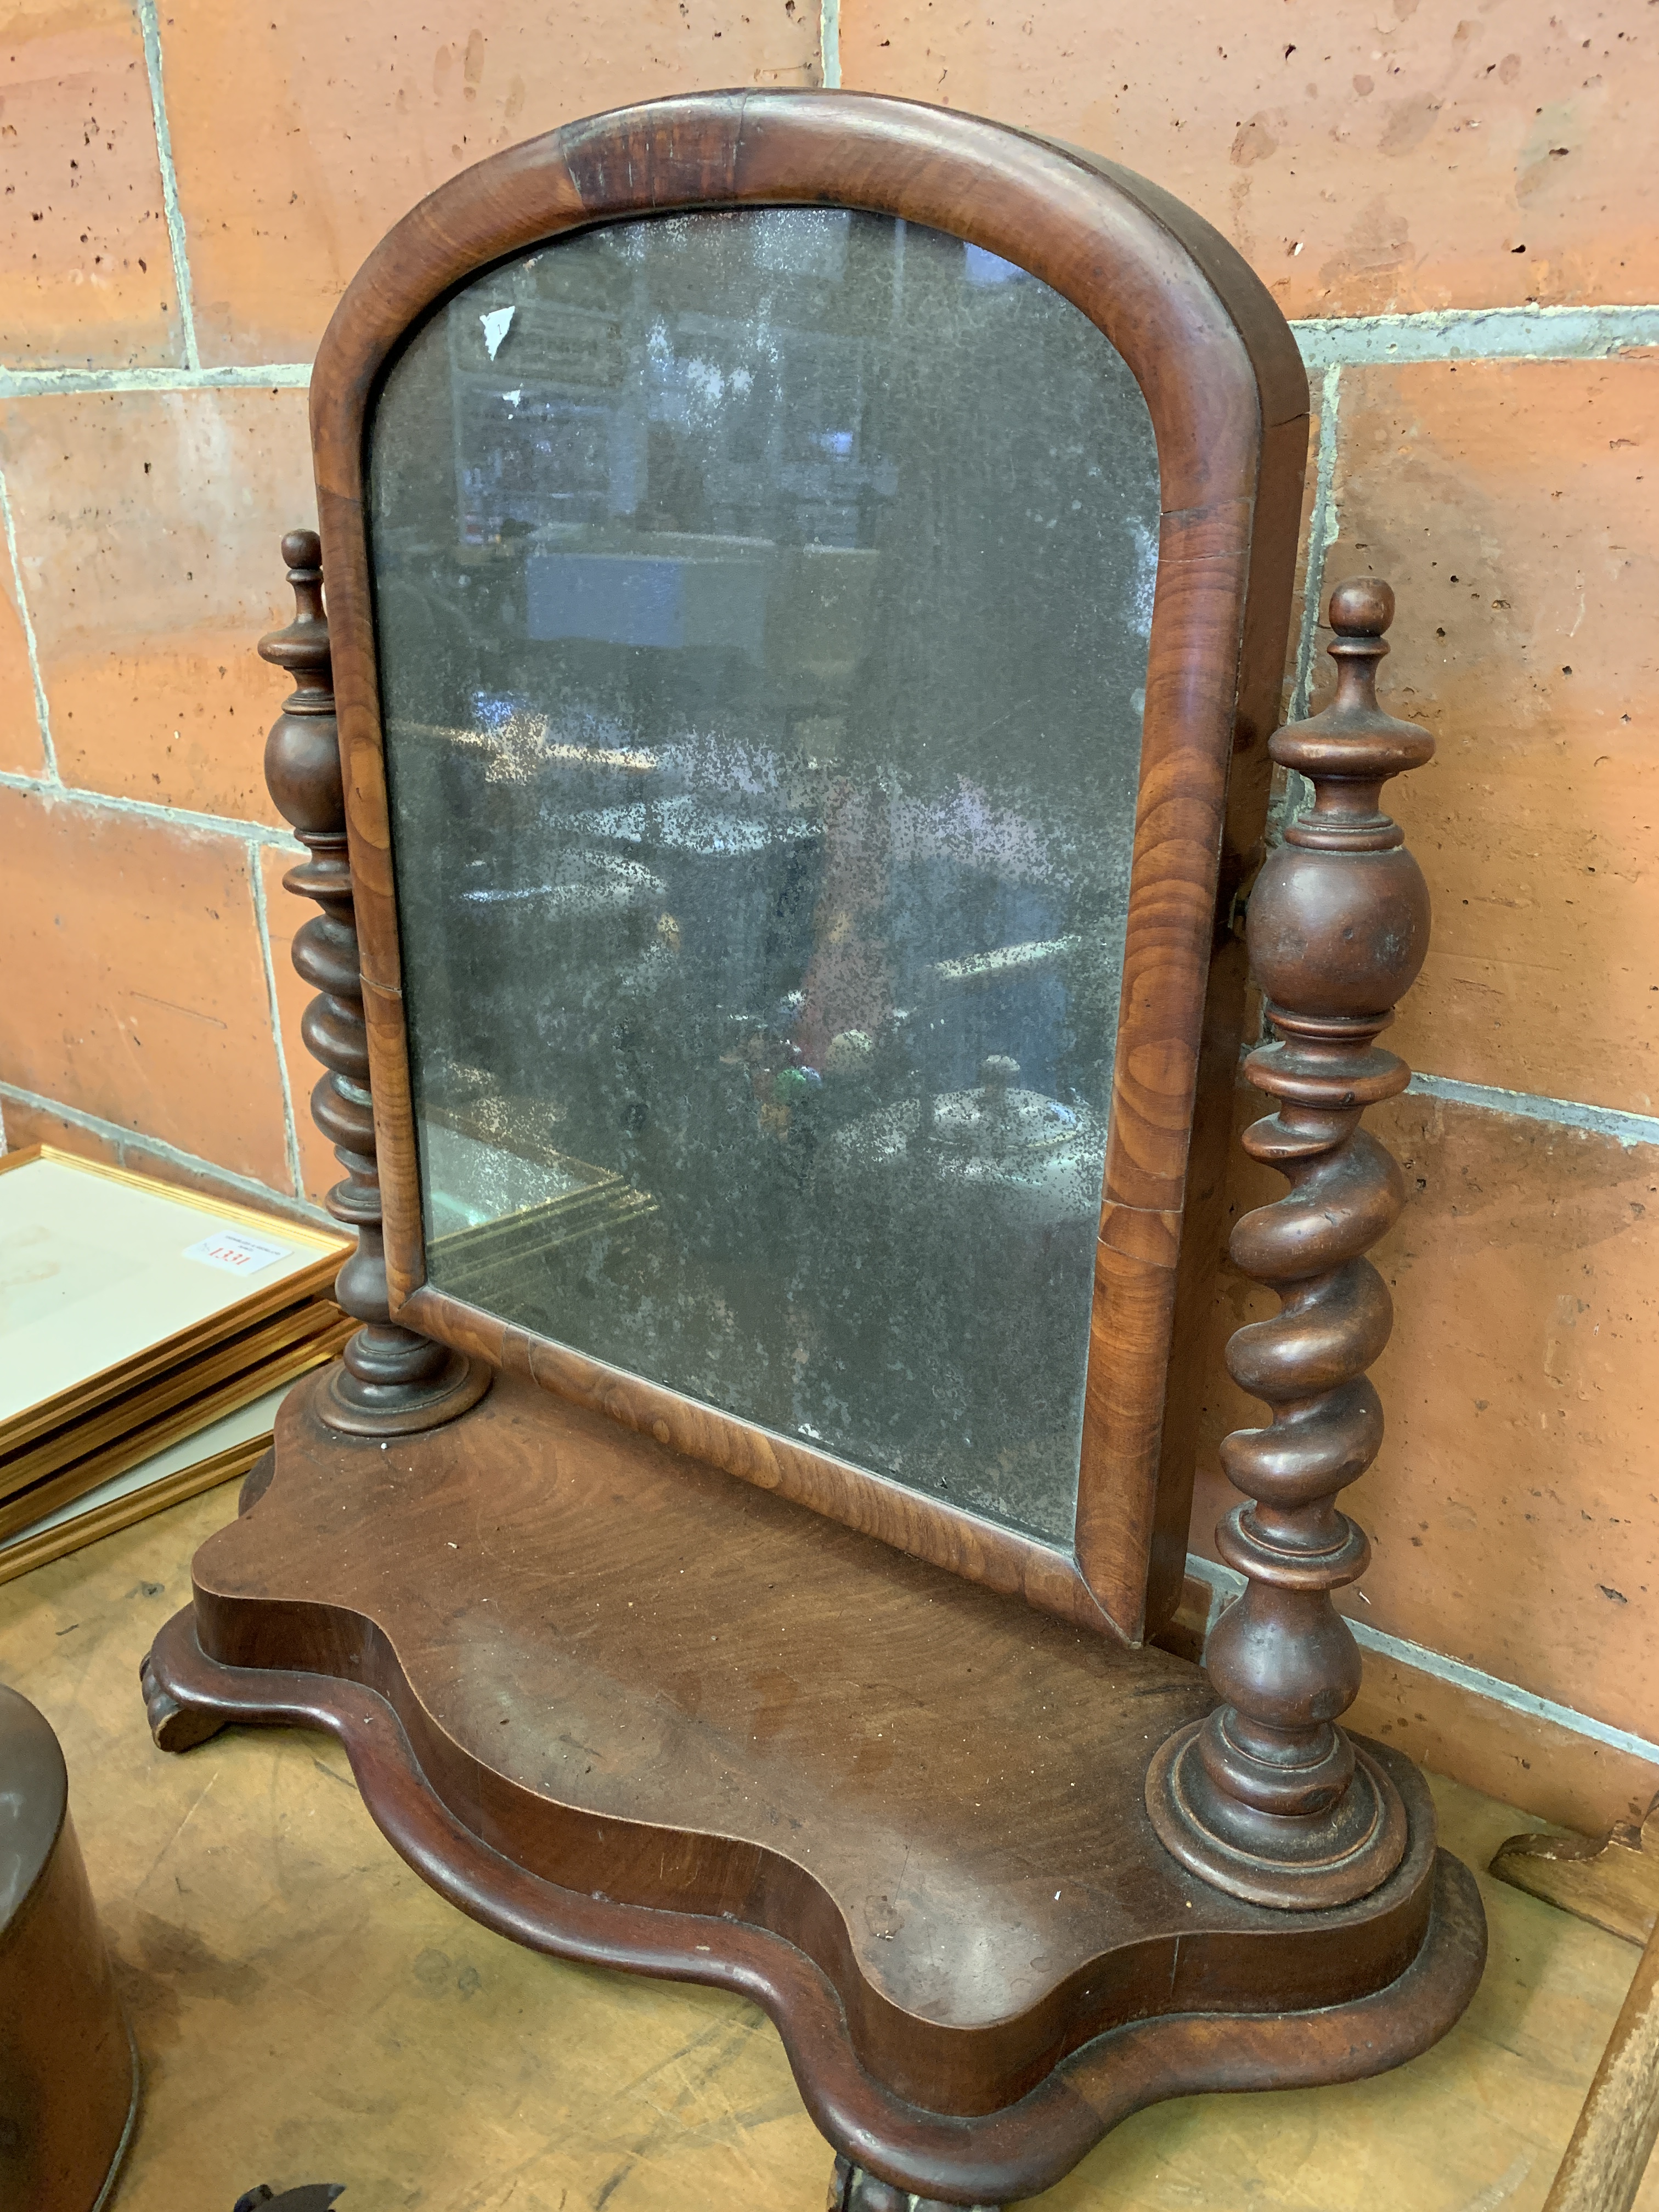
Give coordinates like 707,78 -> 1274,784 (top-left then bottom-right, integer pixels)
0,385 -> 314,821
843,0 -> 1659,319
1314,354 -> 1659,1114
0,0 -> 182,366
157,0 -> 822,366
1194,1084 -> 1659,1751
0,786 -> 293,1188
260,838 -> 339,1208
1348,1640 -> 1658,1836
0,539 -> 44,775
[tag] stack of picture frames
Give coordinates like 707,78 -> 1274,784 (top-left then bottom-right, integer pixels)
0,1147 -> 351,1583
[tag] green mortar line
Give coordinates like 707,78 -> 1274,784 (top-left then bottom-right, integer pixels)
135,0 -> 200,373
0,1078 -> 330,1227
0,772 -> 303,847
0,363 -> 313,397
0,464 -> 58,782
1294,301 -> 1659,368
249,837 -> 306,1203
1187,1554 -> 1659,1770
3,304 -> 1657,399
1407,1072 -> 1659,1152
819,0 -> 842,87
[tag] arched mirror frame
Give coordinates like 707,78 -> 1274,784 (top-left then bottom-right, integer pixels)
312,89 -> 1310,1646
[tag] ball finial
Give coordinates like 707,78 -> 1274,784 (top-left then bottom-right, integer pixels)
281,527 -> 321,573
1327,576 -> 1394,637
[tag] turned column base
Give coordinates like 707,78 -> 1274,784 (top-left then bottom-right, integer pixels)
1146,1718 -> 1408,1911
318,1331 -> 493,1437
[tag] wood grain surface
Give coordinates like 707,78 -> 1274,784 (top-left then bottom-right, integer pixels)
1494,1798 -> 1659,1950
1544,1915 -> 1659,2212
138,1367 -> 1487,2201
0,1478 -> 1599,2212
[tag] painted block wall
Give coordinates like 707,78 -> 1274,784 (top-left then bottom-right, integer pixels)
1,1 -> 1654,1826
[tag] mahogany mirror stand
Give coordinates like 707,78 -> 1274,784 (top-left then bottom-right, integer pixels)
139,93 -> 1485,2208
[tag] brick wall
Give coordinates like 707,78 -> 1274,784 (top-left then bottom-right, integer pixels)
3,2 -> 1654,1823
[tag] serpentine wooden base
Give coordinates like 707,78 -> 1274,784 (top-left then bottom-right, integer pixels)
140,1369 -> 1485,2207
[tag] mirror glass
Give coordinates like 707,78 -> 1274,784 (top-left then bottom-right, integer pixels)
369,208 -> 1159,1547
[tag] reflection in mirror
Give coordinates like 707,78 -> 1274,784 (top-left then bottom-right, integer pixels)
369,208 -> 1159,1545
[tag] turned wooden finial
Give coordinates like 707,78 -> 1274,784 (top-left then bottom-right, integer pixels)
1147,578 -> 1433,1910
262,530 -> 489,1438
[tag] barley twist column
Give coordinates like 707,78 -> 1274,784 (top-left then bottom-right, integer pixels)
262,529 -> 489,1436
1147,577 -> 1433,1909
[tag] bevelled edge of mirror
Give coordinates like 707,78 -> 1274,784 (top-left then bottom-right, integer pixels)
309,89 -> 1310,1646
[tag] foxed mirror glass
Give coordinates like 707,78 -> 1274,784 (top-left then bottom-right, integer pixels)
368,206 -> 1160,1546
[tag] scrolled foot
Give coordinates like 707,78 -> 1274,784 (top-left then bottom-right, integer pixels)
139,1647 -> 229,1754
848,2174 -> 906,2212
828,2155 -> 1002,2210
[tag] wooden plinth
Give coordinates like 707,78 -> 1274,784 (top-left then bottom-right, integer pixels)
141,1370 -> 1485,2206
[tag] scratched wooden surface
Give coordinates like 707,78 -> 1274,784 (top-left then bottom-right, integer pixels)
1,1483 -> 1655,2212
